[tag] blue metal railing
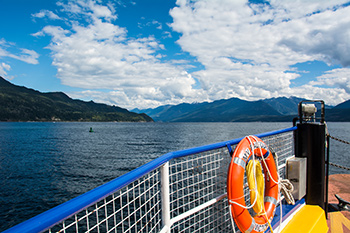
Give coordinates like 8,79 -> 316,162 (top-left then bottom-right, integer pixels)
3,126 -> 297,233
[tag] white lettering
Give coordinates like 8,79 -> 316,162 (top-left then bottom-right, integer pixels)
250,141 -> 268,150
253,222 -> 269,232
242,148 -> 250,160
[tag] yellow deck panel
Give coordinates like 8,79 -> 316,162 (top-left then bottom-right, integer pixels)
328,212 -> 350,233
327,174 -> 350,233
281,205 -> 328,233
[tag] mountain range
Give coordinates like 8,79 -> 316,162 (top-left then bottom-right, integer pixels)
1,76 -> 349,122
0,77 -> 153,122
133,97 -> 350,122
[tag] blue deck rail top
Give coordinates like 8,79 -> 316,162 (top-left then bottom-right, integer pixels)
3,126 -> 297,233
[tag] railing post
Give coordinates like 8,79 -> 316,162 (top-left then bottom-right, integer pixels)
161,162 -> 171,233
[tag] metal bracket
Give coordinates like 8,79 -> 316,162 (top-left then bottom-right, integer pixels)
335,194 -> 350,211
226,144 -> 233,157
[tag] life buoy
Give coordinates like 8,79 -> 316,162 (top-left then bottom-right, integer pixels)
227,136 -> 279,233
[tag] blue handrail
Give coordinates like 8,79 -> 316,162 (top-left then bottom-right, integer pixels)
3,126 -> 297,233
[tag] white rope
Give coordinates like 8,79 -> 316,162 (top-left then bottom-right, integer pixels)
251,135 -> 279,185
250,135 -> 276,233
252,135 -> 294,205
280,179 -> 295,205
228,136 -> 259,209
228,135 -> 261,233
253,135 -> 294,233
229,205 -> 237,233
228,136 -> 274,233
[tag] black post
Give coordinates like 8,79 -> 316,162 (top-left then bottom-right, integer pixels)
295,122 -> 326,210
325,135 -> 330,218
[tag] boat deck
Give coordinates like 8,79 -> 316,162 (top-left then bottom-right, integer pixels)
327,174 -> 350,233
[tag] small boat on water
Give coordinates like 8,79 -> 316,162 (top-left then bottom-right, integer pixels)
3,100 -> 350,232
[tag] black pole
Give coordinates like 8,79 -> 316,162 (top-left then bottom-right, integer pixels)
325,134 -> 330,219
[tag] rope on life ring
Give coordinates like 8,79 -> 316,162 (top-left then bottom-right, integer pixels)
246,159 -> 265,215
227,136 -> 279,233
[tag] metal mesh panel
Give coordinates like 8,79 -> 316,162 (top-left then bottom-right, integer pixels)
47,168 -> 162,233
168,148 -> 230,218
42,129 -> 295,233
168,148 -> 233,232
171,197 -> 232,233
263,131 -> 295,180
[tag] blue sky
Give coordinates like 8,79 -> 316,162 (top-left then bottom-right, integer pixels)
1,0 -> 350,109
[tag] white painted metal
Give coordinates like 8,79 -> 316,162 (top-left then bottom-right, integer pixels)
161,162 -> 171,233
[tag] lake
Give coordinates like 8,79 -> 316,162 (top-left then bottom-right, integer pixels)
0,122 -> 349,231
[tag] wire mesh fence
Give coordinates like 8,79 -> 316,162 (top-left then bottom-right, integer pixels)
37,129 -> 295,233
168,148 -> 233,232
47,169 -> 163,233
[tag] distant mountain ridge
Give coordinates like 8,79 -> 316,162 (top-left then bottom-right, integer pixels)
333,99 -> 350,109
0,77 -> 153,122
134,96 -> 350,122
3,76 -> 348,122
262,97 -> 303,115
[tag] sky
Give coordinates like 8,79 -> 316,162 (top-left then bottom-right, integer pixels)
1,0 -> 350,110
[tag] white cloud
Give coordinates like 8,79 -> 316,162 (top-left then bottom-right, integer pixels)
0,39 -> 39,64
277,4 -> 350,67
32,10 -> 61,20
310,68 -> 350,93
15,49 -> 40,64
89,2 -> 115,20
57,0 -> 116,22
34,0 -> 350,108
0,62 -> 12,79
37,0 -> 201,109
282,83 -> 349,106
170,0 -> 350,106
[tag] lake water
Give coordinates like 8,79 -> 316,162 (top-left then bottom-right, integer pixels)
0,122 -> 349,231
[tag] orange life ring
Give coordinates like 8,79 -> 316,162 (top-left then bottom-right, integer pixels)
227,136 -> 279,233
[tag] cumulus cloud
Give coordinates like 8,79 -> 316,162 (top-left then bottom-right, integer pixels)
36,0 -> 201,109
277,4 -> 350,67
310,68 -> 350,93
33,0 -> 350,108
170,0 -> 350,105
57,0 -> 117,22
